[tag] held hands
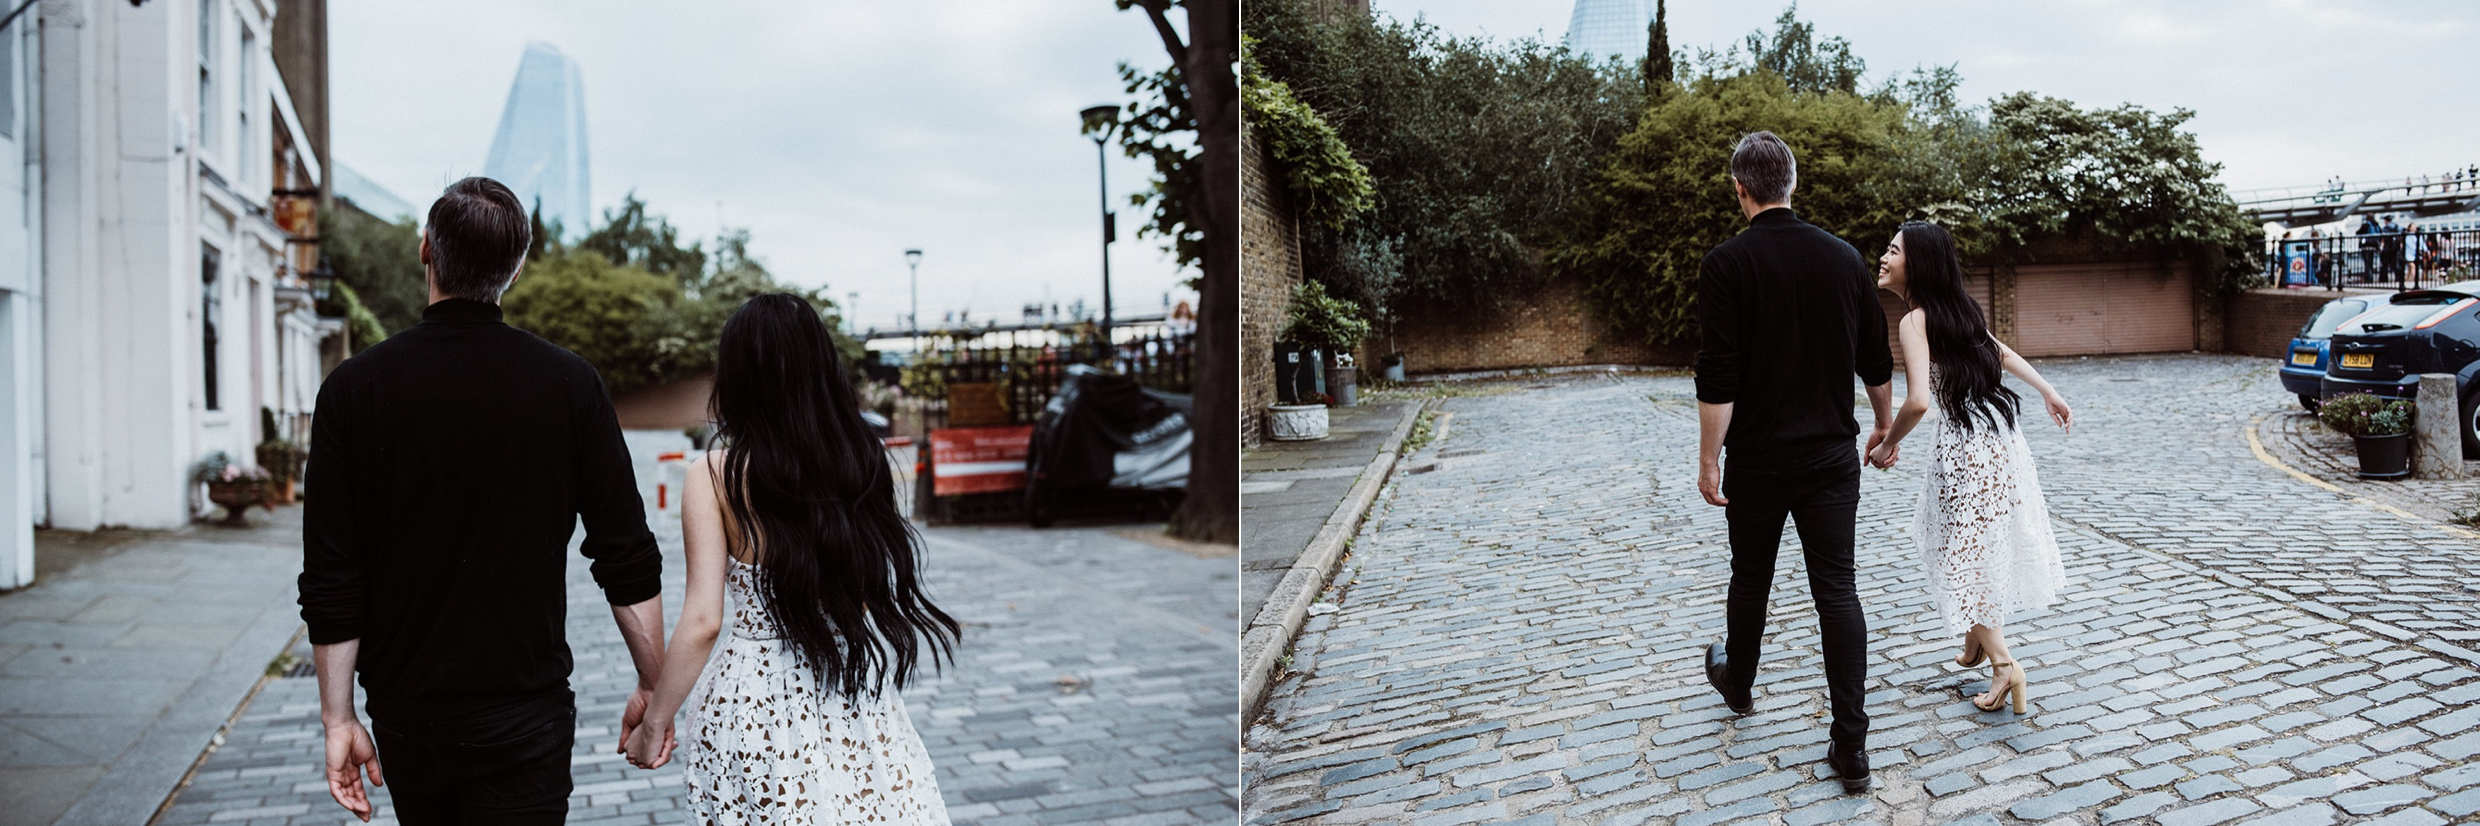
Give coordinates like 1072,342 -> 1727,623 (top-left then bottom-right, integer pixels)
1865,426 -> 1899,470
322,720 -> 383,822
622,711 -> 677,770
618,685 -> 675,769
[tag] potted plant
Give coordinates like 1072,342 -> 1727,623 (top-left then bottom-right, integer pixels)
1380,352 -> 1407,382
1279,282 -> 1372,408
2319,392 -> 2414,479
191,452 -> 275,526
256,408 -> 304,503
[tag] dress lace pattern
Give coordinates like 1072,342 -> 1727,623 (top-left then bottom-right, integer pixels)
682,558 -> 951,825
1909,367 -> 2068,637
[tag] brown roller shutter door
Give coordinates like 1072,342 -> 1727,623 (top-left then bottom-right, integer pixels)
2012,260 -> 2194,357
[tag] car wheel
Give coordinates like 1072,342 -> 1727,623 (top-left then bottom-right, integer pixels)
2299,394 -> 2321,413
2462,386 -> 2480,460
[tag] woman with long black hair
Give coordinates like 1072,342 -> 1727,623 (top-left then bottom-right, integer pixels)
1865,222 -> 2070,716
622,293 -> 960,823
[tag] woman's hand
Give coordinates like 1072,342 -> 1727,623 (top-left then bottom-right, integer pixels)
622,713 -> 676,770
2044,392 -> 2073,433
1866,440 -> 1899,470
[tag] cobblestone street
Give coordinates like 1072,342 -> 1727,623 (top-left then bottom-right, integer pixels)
1243,354 -> 2480,826
152,461 -> 1237,826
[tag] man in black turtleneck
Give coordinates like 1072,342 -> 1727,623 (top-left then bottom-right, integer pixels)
298,177 -> 669,824
1691,131 -> 1893,794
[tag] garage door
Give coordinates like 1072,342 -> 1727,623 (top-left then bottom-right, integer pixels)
2012,260 -> 2194,357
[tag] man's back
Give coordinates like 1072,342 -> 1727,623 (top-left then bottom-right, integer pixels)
1694,208 -> 1893,467
299,298 -> 661,723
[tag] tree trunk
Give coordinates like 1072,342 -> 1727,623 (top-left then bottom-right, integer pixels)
1169,0 -> 1239,544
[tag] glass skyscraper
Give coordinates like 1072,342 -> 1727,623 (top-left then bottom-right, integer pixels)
1565,0 -> 1650,63
483,42 -> 590,240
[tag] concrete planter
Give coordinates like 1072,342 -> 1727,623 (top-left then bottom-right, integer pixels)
1267,403 -> 1330,441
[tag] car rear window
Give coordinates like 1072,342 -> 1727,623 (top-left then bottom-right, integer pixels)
2342,296 -> 2469,333
2302,300 -> 2370,338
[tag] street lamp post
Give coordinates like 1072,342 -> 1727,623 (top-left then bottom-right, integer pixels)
905,248 -> 923,363
1081,104 -> 1118,365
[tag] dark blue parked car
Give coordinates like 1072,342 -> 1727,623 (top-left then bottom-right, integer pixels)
2321,280 -> 2480,457
2280,295 -> 2379,411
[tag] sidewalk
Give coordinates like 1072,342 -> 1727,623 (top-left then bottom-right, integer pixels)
1240,400 -> 1421,716
0,507 -> 306,826
150,438 -> 1238,825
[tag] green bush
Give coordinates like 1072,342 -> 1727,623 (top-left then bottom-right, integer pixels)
1279,282 -> 1371,353
1242,42 -> 1374,232
2318,392 -> 2412,437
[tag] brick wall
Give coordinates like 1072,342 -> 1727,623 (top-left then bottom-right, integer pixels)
1241,118 -> 1305,447
2222,287 -> 2388,359
1388,278 -> 1690,374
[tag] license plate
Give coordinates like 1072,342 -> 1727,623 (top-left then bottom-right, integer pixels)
2341,353 -> 2374,369
2291,352 -> 2317,366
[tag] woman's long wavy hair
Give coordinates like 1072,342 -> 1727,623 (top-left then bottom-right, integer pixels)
1901,221 -> 2020,434
708,294 -> 960,698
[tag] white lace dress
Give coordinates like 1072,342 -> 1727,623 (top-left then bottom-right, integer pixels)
1910,367 -> 2068,636
681,559 -> 951,825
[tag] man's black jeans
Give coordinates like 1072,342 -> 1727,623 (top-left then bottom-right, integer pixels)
370,691 -> 575,824
1720,452 -> 1870,750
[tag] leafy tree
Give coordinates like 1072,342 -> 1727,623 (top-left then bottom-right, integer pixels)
1240,42 -> 1373,231
577,192 -> 707,282
319,206 -> 427,335
501,248 -> 684,393
1246,0 -> 1640,319
1642,0 -> 1673,97
1973,93 -> 2261,295
1554,71 -> 1922,345
1555,5 -> 2262,346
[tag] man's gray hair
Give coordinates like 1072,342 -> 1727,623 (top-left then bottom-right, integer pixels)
1730,131 -> 1797,205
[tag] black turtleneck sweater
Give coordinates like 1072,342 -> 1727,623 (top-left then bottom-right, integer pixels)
298,298 -> 662,722
1694,207 -> 1895,467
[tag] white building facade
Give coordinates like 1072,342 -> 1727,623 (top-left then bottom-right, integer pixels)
0,0 -> 334,588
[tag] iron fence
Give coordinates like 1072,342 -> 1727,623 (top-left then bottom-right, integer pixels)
2269,228 -> 2477,292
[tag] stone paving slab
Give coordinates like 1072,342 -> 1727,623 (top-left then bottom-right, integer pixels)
0,508 -> 307,826
1243,355 -> 2480,825
153,434 -> 1236,826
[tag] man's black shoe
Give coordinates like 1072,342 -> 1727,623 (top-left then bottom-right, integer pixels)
1704,641 -> 1753,715
1826,741 -> 1873,793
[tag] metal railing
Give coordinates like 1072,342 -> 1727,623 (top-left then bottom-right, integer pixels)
2269,228 -> 2476,292
902,329 -> 1196,430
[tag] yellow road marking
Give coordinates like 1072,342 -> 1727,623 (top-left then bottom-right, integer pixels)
2245,413 -> 2480,540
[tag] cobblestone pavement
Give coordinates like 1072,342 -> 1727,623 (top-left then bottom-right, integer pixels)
156,485 -> 1237,824
2260,404 -> 2480,527
1243,354 -> 2480,826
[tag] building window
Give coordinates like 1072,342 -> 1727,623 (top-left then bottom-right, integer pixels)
196,0 -> 214,153
202,244 -> 221,412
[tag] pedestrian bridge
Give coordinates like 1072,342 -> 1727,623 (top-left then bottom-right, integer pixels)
2239,177 -> 2480,226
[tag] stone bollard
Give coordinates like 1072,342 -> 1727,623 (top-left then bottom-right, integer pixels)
2415,374 -> 2465,479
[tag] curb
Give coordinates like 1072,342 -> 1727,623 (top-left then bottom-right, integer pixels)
1239,399 -> 1428,719
1397,363 -> 1678,385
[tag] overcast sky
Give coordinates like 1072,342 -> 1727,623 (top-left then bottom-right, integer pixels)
331,1 -> 1191,333
1373,0 -> 2479,198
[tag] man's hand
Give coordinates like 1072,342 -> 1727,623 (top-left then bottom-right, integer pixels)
621,711 -> 677,770
618,685 -> 654,754
1865,427 -> 1899,469
322,721 -> 383,822
1698,460 -> 1727,506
